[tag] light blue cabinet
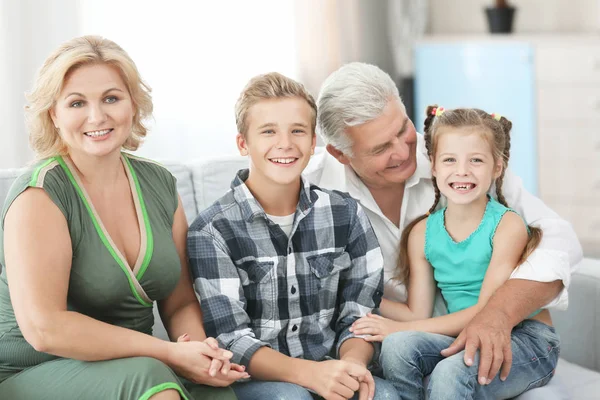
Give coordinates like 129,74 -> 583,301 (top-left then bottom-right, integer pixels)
414,42 -> 537,194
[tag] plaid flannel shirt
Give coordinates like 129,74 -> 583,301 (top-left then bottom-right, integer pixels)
188,169 -> 384,367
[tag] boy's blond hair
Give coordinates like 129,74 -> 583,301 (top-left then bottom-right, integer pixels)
235,72 -> 317,136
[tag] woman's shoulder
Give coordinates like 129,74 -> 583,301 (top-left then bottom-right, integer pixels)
8,157 -> 72,197
19,157 -> 64,186
122,153 -> 173,178
123,153 -> 177,193
2,157 -> 71,228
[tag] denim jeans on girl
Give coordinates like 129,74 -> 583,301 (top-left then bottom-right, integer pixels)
380,320 -> 560,400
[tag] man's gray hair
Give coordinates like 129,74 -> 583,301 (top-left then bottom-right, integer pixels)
317,62 -> 402,156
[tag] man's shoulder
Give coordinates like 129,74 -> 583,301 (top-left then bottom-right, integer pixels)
303,150 -> 348,191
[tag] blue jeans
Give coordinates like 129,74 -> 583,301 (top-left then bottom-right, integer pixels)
232,375 -> 399,400
380,320 -> 560,400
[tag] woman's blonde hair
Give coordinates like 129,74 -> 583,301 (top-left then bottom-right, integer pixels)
25,35 -> 153,159
235,72 -> 317,136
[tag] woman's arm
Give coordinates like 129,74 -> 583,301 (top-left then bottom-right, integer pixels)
5,188 -> 169,360
4,189 -> 240,385
379,218 -> 435,322
157,196 -> 207,342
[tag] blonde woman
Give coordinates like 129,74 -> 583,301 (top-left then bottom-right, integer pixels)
0,36 -> 245,399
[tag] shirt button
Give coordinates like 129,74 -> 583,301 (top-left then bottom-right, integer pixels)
291,285 -> 296,294
287,247 -> 292,255
292,325 -> 298,332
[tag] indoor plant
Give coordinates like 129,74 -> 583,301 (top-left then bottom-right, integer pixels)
485,0 -> 516,33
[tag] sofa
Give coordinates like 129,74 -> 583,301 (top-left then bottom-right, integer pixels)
1,154 -> 599,399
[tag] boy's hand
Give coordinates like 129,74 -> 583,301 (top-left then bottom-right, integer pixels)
350,313 -> 402,342
308,359 -> 374,400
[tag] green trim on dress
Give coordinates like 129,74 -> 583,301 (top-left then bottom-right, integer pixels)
138,382 -> 189,400
29,158 -> 57,186
56,156 -> 153,307
123,155 -> 154,281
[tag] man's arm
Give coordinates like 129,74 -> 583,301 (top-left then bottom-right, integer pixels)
501,167 -> 582,308
442,279 -> 562,384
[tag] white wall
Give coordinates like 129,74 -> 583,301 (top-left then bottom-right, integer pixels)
428,0 -> 600,34
80,0 -> 298,163
0,0 -> 81,168
294,0 -> 396,96
0,0 -> 298,168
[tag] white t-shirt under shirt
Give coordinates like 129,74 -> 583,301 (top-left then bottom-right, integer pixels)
303,133 -> 582,309
266,213 -> 295,238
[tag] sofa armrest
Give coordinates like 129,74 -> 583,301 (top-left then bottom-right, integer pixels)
551,258 -> 600,373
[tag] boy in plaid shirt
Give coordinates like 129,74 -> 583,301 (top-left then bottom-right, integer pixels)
188,73 -> 398,400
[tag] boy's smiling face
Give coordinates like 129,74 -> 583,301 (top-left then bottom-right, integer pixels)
237,96 -> 316,192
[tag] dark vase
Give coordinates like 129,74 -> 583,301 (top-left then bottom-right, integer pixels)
485,7 -> 516,33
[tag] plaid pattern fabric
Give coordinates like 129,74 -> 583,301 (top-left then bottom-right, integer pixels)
188,169 -> 384,367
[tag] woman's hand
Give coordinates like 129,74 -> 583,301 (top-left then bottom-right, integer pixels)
349,313 -> 404,342
168,334 -> 249,386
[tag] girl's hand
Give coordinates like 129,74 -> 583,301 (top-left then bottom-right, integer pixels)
170,333 -> 249,386
349,313 -> 403,342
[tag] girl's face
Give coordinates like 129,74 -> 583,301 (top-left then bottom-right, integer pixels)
50,63 -> 135,160
431,127 -> 503,206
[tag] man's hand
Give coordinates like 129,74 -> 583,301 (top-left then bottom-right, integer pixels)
350,313 -> 402,342
441,309 -> 513,385
309,360 -> 374,400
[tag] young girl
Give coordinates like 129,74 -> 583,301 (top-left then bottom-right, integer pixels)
350,106 -> 560,399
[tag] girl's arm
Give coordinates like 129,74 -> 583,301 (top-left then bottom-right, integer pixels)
398,212 -> 529,336
379,218 -> 436,321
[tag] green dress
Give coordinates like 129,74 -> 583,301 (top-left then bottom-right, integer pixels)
0,153 -> 235,400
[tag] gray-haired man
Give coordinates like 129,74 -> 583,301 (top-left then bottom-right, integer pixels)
304,62 -> 582,388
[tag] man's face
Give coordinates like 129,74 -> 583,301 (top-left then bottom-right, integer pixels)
335,99 -> 418,190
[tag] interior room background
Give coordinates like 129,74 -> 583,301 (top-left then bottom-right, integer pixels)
1,0 -> 598,256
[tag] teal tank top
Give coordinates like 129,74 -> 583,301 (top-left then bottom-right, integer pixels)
425,197 -> 515,314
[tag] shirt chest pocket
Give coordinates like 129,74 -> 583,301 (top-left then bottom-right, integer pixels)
306,252 -> 351,285
239,260 -> 276,327
305,252 -> 351,319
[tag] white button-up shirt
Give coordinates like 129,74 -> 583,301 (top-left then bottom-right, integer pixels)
304,133 -> 583,309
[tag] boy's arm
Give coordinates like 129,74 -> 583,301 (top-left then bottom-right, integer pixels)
335,202 -> 384,360
246,347 -> 313,384
379,218 -> 436,321
401,212 -> 529,337
187,227 -> 269,367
